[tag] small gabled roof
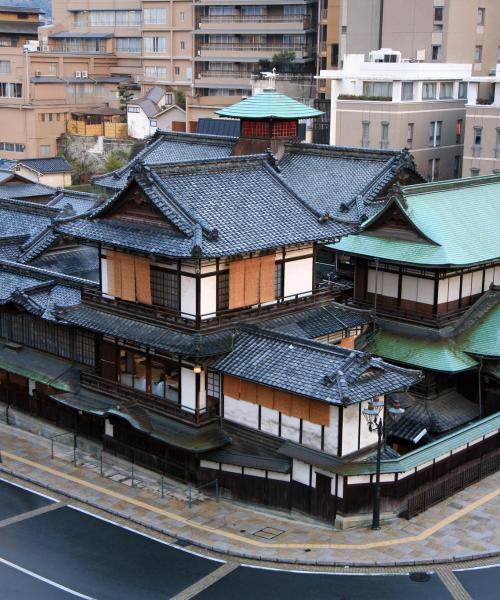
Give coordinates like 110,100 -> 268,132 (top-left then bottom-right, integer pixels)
216,89 -> 324,120
60,156 -> 355,258
333,175 -> 500,267
47,189 -> 99,216
0,181 -> 56,200
17,157 -> 72,175
213,328 -> 420,406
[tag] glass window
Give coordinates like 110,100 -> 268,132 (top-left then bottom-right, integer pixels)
274,262 -> 283,298
0,60 -> 10,74
151,359 -> 179,402
361,120 -> 370,146
429,121 -> 442,146
175,66 -> 180,75
458,82 -> 468,99
401,81 -> 414,101
143,37 -> 167,53
477,7 -> 485,26
116,38 -> 141,53
0,82 -> 22,98
439,82 -> 453,99
475,45 -> 483,63
115,10 -> 141,26
217,271 -> 229,310
407,123 -> 414,146
119,350 -> 146,391
143,8 -> 167,25
432,45 -> 442,61
381,122 -> 389,148
453,155 -> 461,178
434,6 -> 443,22
427,158 -> 440,181
362,81 -> 393,98
151,267 -> 179,309
180,40 -> 185,50
474,126 -> 482,146
470,168 -> 480,177
422,82 -> 437,99
39,144 -> 51,157
455,119 -> 463,144
283,5 -> 306,16
206,371 -> 220,401
144,66 -> 167,79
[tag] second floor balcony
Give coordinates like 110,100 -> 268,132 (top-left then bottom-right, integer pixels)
197,42 -> 313,60
197,14 -> 312,33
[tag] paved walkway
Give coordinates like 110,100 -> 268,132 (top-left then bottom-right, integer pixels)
0,422 -> 499,567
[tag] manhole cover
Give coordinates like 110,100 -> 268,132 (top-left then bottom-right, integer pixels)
252,527 -> 285,540
409,572 -> 431,583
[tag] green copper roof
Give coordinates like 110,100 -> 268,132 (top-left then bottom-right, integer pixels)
216,89 -> 324,120
459,301 -> 500,357
332,175 -> 500,267
366,287 -> 500,371
366,328 -> 479,372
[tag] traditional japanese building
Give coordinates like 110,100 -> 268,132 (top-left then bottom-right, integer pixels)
1,92 -> 496,525
332,175 -> 500,451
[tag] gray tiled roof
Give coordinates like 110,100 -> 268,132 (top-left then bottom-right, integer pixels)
60,157 -> 355,258
18,158 -> 72,174
30,247 -> 99,281
0,199 -> 56,246
213,328 -> 421,406
279,145 -> 409,223
57,305 -> 234,358
48,189 -> 100,217
0,181 -> 56,199
256,301 -> 372,339
92,131 -> 236,190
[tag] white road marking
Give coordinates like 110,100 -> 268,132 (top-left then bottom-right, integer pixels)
0,556 -> 95,599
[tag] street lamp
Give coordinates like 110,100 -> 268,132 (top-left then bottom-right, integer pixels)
362,398 -> 404,530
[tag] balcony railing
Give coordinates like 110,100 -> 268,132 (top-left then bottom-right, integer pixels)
199,43 -> 312,55
82,283 -> 348,333
198,69 -> 254,78
199,15 -> 311,26
320,8 -> 328,21
80,372 -> 219,425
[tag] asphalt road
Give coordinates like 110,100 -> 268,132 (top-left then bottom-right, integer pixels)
454,565 -> 500,600
0,478 -> 495,599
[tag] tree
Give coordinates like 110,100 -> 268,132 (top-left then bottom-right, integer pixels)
118,85 -> 134,112
103,149 -> 130,172
174,89 -> 186,109
271,50 -> 296,73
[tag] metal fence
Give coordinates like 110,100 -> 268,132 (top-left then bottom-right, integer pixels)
406,448 -> 500,519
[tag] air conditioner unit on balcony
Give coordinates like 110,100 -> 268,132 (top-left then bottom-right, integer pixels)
75,71 -> 82,78
81,70 -> 88,78
197,50 -> 201,56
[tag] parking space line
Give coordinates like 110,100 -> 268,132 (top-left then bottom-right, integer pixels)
170,562 -> 239,600
0,556 -> 95,599
0,501 -> 66,529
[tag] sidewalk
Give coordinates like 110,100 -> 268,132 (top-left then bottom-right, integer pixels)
0,421 -> 499,567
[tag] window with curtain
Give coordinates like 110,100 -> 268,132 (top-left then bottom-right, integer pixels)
361,120 -> 370,146
439,82 -> 453,99
143,8 -> 167,25
401,81 -> 414,100
143,37 -> 167,53
362,81 -> 393,98
228,255 -> 276,309
116,38 -> 141,53
422,82 -> 437,99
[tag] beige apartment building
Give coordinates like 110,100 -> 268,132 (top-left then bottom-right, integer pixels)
319,50 -> 471,180
318,0 -> 500,86
462,65 -> 500,177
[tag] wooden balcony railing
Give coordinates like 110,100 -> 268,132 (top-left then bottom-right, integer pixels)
82,283 -> 348,333
80,372 -> 219,426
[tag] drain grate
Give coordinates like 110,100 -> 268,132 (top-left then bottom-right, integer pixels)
409,572 -> 431,583
252,527 -> 285,540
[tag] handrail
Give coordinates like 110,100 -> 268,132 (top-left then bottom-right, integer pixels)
199,15 -> 310,25
199,43 -> 311,53
82,283 -> 347,332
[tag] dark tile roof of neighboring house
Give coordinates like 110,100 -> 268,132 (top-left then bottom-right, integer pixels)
0,198 -> 56,246
197,118 -> 241,138
18,157 -> 72,174
255,301 -> 372,339
0,5 -> 43,13
30,247 -> 100,281
213,328 -> 421,406
56,305 -> 234,358
0,181 -> 56,200
92,131 -> 236,190
30,76 -> 65,84
0,21 -> 39,35
50,31 -> 113,39
59,156 -> 355,258
47,189 -> 99,216
388,390 -> 479,443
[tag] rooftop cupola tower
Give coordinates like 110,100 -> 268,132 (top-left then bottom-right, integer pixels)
216,89 -> 323,159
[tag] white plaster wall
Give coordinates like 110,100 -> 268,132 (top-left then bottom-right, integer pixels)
484,268 -> 495,289
105,419 -> 114,437
284,257 -> 313,298
462,272 -> 472,297
223,396 -> 259,429
438,275 -> 461,303
244,467 -> 266,478
401,275 -> 418,301
471,270 -> 483,295
494,266 -> 500,284
260,406 -> 279,436
221,463 -> 242,474
181,367 -> 196,411
198,371 -> 206,411
181,275 -> 196,318
200,460 -> 219,470
337,475 -> 344,498
127,109 -> 152,139
341,403 -> 360,455
280,414 -> 300,443
268,471 -> 290,481
367,269 -> 398,297
323,405 -> 338,455
101,257 -> 109,295
292,459 -> 311,486
301,420 -> 322,450
416,278 -> 434,304
200,275 -> 217,319
284,245 -> 313,259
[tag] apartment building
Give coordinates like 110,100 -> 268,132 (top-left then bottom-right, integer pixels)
462,65 -> 500,177
318,0 -> 500,83
319,50 -> 471,180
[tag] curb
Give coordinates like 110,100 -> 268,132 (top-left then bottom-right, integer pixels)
2,464 -> 500,569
